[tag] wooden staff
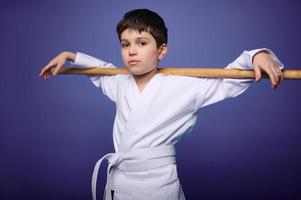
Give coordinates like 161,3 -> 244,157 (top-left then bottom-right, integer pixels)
55,67 -> 301,80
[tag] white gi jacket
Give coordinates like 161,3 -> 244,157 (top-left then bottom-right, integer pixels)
73,49 -> 283,200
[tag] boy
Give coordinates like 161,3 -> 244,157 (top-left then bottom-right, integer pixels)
39,9 -> 283,200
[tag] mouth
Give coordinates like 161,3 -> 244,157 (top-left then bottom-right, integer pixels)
128,60 -> 140,65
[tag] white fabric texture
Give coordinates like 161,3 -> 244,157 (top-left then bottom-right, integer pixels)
73,49 -> 283,200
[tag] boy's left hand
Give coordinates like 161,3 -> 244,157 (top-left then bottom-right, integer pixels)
252,50 -> 283,90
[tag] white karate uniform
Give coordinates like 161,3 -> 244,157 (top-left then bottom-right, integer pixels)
73,49 -> 283,200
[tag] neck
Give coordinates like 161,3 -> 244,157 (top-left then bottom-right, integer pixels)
133,68 -> 158,92
133,68 -> 158,82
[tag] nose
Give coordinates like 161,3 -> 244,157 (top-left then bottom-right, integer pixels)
129,45 -> 137,56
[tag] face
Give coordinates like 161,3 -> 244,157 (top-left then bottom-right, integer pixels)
120,29 -> 167,75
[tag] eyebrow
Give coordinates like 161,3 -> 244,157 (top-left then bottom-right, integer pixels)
120,37 -> 150,42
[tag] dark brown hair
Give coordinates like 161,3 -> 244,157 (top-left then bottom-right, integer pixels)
116,9 -> 168,48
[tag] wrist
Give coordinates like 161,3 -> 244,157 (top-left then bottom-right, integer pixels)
252,50 -> 269,64
64,51 -> 76,62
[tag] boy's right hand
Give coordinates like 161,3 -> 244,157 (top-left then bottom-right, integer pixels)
39,51 -> 76,80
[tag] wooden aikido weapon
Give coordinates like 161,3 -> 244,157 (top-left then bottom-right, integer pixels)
54,67 -> 301,79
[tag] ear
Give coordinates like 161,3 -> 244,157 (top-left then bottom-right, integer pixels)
158,44 -> 168,60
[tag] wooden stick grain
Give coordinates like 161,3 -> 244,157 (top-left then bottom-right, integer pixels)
56,67 -> 301,80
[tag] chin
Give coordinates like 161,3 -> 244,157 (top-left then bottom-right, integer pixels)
126,65 -> 157,76
129,70 -> 146,76
126,66 -> 146,75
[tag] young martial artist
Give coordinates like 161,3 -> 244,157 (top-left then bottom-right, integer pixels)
39,9 -> 284,200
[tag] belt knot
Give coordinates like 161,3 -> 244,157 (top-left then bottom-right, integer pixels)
108,153 -> 123,166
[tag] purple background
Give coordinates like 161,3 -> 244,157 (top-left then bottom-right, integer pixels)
1,0 -> 301,199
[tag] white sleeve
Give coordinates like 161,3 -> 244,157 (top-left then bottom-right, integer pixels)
197,48 -> 284,109
71,52 -> 119,102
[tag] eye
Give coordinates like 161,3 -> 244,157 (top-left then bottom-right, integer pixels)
138,41 -> 147,46
121,43 -> 129,48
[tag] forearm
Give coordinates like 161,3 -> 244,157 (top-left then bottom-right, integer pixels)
72,52 -> 115,69
226,48 -> 284,70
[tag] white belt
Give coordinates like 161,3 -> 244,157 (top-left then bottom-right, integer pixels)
91,144 -> 176,200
